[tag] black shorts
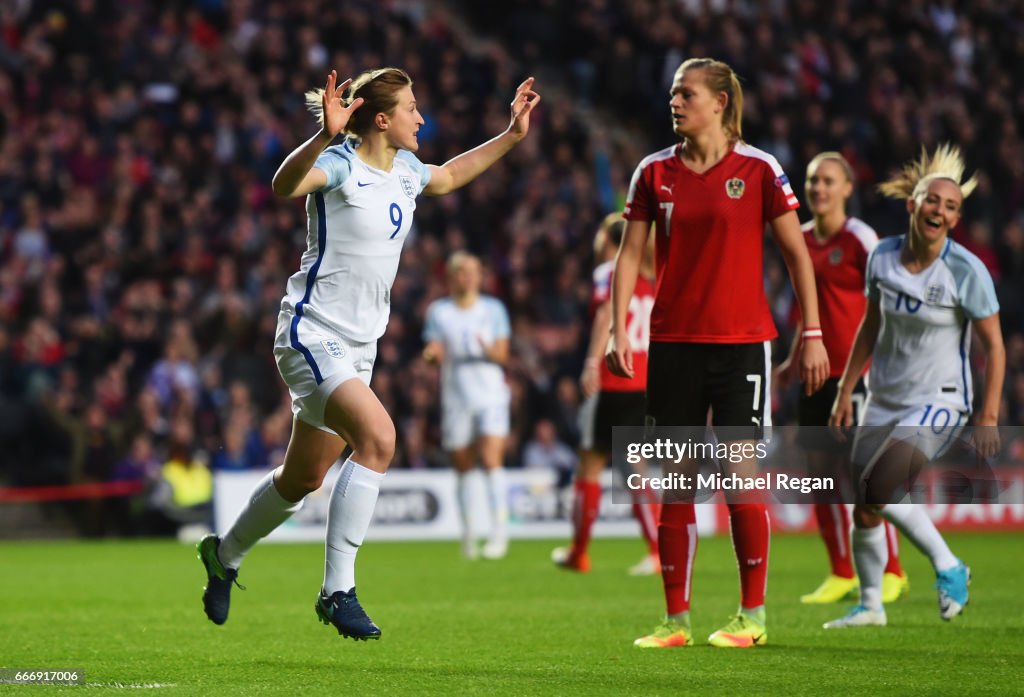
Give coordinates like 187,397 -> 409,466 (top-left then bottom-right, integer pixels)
796,376 -> 867,450
583,390 -> 646,453
646,341 -> 771,440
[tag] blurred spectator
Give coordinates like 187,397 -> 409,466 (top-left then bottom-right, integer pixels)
522,418 -> 577,486
147,419 -> 213,536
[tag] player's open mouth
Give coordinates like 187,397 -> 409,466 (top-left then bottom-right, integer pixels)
925,218 -> 942,230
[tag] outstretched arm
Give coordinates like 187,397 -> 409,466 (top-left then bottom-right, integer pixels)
272,71 -> 365,198
424,77 -> 541,196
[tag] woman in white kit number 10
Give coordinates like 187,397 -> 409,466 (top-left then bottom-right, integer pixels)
194,67 -> 540,640
824,144 -> 1005,629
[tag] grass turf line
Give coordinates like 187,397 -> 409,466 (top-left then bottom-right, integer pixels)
0,533 -> 1021,696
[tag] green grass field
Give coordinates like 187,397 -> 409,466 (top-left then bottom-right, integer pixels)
1,532 -> 1022,696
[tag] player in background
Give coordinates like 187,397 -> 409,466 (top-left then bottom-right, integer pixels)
825,144 -> 1005,628
551,212 -> 660,576
423,252 -> 512,560
607,58 -> 829,649
775,152 -> 909,605
196,68 -> 540,639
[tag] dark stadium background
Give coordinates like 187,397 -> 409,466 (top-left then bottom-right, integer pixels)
1,0 -> 1022,537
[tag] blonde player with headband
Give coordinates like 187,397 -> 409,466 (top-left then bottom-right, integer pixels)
825,144 -> 1005,628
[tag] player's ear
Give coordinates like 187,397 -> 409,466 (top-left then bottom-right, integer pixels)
375,112 -> 389,130
715,91 -> 727,115
905,197 -> 915,215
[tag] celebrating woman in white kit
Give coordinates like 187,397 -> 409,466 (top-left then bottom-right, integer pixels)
825,144 -> 1005,629
195,67 -> 540,640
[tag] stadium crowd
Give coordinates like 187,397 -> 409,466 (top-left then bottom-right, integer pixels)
1,0 -> 1023,533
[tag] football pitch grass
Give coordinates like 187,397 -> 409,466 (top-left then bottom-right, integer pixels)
1,532 -> 1021,696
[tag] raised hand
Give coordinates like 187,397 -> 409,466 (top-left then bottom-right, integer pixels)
508,77 -> 541,140
322,70 -> 364,138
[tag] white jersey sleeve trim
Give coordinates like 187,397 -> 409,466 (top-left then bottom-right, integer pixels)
313,143 -> 354,190
845,217 -> 880,254
733,142 -> 798,206
944,241 -> 1000,319
865,235 -> 902,299
734,142 -> 786,174
625,146 -> 676,217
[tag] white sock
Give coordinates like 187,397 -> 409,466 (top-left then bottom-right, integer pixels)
881,504 -> 958,572
485,468 -> 508,539
323,460 -> 385,595
218,467 -> 304,569
456,471 -> 473,540
853,524 -> 887,611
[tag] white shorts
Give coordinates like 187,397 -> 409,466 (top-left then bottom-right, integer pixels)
851,397 -> 967,489
442,402 -> 510,451
274,312 -> 376,435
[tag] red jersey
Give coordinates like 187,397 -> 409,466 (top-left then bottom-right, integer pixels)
624,142 -> 799,343
801,217 -> 878,378
592,260 -> 654,391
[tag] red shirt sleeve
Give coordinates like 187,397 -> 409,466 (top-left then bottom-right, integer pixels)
624,161 -> 653,221
762,164 -> 800,221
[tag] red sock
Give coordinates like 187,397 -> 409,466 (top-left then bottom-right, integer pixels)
659,503 -> 697,615
570,480 -> 601,559
631,487 -> 660,556
728,503 -> 770,610
813,503 -> 855,579
883,521 -> 904,576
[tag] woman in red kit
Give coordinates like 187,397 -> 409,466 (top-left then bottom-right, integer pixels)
776,152 -> 909,606
551,213 -> 660,576
607,57 -> 829,649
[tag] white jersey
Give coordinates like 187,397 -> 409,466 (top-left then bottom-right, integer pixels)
423,295 -> 511,410
865,235 -> 999,412
279,138 -> 432,344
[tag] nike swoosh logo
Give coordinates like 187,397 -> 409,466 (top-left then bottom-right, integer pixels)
357,181 -> 372,187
